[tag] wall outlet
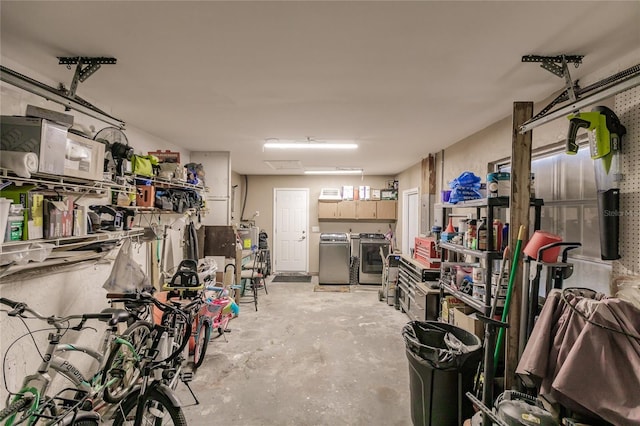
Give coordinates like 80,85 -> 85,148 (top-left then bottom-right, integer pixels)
312,226 -> 320,233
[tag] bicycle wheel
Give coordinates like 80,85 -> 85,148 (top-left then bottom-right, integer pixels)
1,394 -> 56,425
0,394 -> 34,422
111,387 -> 186,426
193,320 -> 210,369
161,312 -> 190,361
159,311 -> 190,390
102,321 -> 152,403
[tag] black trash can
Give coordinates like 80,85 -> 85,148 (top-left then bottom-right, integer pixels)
402,321 -> 482,426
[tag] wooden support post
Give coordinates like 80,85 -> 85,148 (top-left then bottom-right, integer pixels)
421,154 -> 436,195
149,239 -> 160,291
421,155 -> 436,233
506,101 -> 534,390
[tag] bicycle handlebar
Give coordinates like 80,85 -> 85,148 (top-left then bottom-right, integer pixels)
106,292 -> 155,301
0,297 -> 116,328
106,291 -> 198,367
0,297 -> 20,309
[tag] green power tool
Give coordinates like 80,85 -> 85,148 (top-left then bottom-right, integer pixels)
566,106 -> 626,260
566,105 -> 626,174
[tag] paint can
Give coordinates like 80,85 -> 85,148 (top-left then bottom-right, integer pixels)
487,172 -> 510,197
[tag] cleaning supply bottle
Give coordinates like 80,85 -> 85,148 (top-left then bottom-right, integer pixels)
478,217 -> 487,250
493,219 -> 503,251
466,219 -> 477,249
501,223 -> 509,251
458,219 -> 468,248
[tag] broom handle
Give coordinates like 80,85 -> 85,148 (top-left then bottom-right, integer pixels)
494,225 -> 525,370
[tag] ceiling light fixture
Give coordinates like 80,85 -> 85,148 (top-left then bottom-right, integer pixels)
304,169 -> 363,175
263,138 -> 358,150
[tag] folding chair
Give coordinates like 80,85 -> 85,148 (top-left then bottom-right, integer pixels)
240,249 -> 268,311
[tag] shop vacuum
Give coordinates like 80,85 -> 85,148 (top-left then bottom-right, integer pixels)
468,391 -> 558,426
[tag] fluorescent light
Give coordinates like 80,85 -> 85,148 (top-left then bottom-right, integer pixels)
304,169 -> 363,175
264,139 -> 358,150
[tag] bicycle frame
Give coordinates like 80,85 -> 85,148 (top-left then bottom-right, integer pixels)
51,339 -> 140,416
54,333 -> 138,390
5,327 -> 108,426
203,286 -> 236,335
1,298 -> 136,426
112,311 -> 189,425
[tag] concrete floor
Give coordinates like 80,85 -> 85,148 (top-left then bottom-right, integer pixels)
176,277 -> 413,426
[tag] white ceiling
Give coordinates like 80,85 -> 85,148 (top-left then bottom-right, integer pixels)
1,1 -> 639,175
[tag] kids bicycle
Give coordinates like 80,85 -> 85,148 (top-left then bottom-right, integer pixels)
191,285 -> 239,369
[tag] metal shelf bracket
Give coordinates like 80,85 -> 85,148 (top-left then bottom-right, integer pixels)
518,57 -> 640,134
58,56 -> 117,98
522,54 -> 584,102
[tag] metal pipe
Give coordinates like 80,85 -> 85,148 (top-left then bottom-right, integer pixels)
519,257 -> 531,358
0,65 -> 125,128
519,73 -> 640,133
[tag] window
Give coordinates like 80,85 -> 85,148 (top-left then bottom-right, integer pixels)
498,144 -> 611,293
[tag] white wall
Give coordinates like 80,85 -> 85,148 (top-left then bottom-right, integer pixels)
394,161 -> 421,253
191,151 -> 231,226
241,174 -> 395,273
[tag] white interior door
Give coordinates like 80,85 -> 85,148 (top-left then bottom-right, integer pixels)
273,188 -> 309,272
403,188 -> 420,255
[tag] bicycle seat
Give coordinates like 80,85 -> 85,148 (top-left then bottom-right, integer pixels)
176,259 -> 198,273
164,259 -> 204,291
99,308 -> 131,324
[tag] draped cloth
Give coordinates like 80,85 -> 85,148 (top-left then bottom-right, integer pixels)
517,289 -> 640,425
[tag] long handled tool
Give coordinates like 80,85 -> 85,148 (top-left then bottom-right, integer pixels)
494,225 -> 526,370
490,245 -> 511,319
470,246 -> 510,412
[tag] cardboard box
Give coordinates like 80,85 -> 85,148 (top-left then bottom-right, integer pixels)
136,185 -> 155,207
441,295 -> 465,323
452,306 -> 485,339
1,116 -> 69,175
64,132 -> 105,181
358,185 -> 371,200
380,189 -> 398,200
342,185 -> 354,200
371,189 -> 381,200
0,184 -> 44,240
44,197 -> 74,238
